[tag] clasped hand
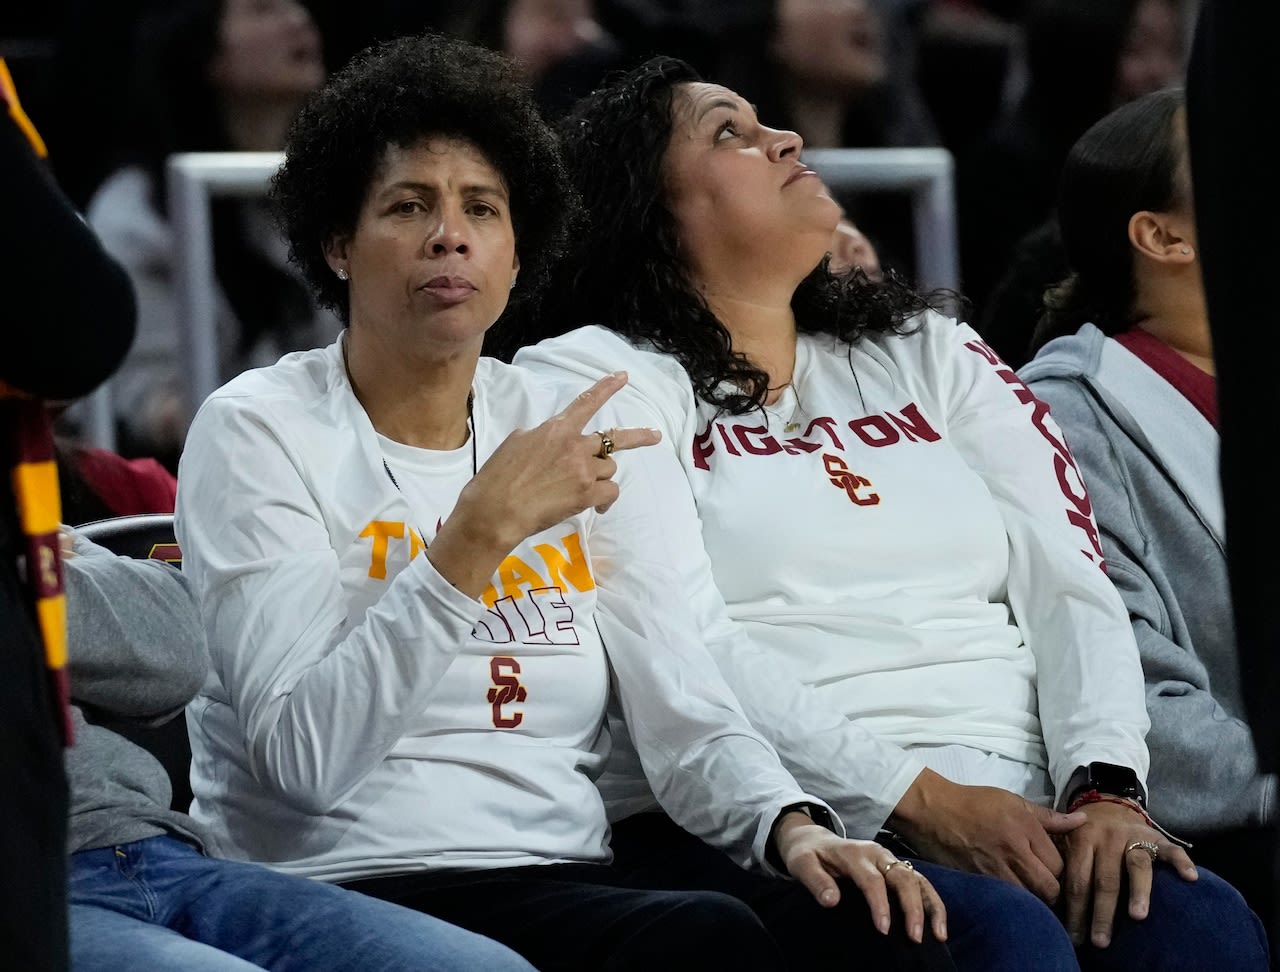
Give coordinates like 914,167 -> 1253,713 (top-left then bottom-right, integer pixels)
892,771 -> 1197,948
1057,800 -> 1196,948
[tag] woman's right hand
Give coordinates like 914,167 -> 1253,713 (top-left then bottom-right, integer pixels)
775,813 -> 947,944
429,372 -> 661,597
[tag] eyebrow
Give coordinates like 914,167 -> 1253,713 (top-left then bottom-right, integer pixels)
695,98 -> 757,124
379,180 -> 509,200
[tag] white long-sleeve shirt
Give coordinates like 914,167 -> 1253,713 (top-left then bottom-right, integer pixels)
516,313 -> 1151,836
175,339 -> 834,882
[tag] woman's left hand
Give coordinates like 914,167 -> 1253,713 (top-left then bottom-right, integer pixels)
774,813 -> 947,943
1058,801 -> 1197,948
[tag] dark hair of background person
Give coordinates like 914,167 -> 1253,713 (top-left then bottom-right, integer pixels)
110,0 -> 314,359
271,31 -> 577,329
494,54 -> 952,416
1026,86 -> 1184,358
973,218 -> 1065,369
957,0 -> 1182,327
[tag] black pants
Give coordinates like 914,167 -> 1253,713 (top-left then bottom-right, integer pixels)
345,860 -> 784,971
345,818 -> 957,971
609,812 -> 955,971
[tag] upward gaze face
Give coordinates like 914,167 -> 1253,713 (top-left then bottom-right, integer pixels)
663,82 -> 842,287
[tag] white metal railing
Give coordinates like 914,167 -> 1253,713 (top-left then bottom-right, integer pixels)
805,147 -> 958,293
168,151 -> 286,422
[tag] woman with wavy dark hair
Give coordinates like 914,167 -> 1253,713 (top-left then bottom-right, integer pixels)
1019,87 -> 1276,937
175,32 -> 967,970
512,55 -> 1269,970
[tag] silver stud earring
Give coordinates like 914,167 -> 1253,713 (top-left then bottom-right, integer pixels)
336,268 -> 349,281
510,275 -> 518,290
1180,247 -> 1192,256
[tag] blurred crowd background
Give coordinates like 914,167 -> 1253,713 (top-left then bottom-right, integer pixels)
0,0 -> 1194,474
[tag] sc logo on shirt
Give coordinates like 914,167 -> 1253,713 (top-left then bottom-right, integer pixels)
487,656 -> 527,728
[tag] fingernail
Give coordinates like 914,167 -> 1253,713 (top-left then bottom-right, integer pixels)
820,888 -> 837,906
1092,932 -> 1110,948
611,370 -> 628,379
911,924 -> 922,942
876,915 -> 890,934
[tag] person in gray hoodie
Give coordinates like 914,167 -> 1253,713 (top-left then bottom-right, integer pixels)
1017,86 -> 1274,938
62,528 -> 535,971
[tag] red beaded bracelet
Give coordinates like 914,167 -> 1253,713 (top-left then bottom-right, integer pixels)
1065,788 -> 1155,827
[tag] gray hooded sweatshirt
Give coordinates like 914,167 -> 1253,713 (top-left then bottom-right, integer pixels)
64,532 -> 213,855
1019,323 -> 1274,831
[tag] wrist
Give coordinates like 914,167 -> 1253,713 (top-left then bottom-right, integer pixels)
888,767 -> 949,841
768,804 -> 837,872
1066,789 -> 1150,821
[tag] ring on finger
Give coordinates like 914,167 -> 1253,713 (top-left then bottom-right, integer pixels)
593,430 -> 615,460
1125,840 -> 1159,863
883,859 -> 915,875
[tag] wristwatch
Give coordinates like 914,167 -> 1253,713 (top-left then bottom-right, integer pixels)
1064,761 -> 1146,809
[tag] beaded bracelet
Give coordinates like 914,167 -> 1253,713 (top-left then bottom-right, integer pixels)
1065,788 -> 1153,826
1065,789 -> 1193,849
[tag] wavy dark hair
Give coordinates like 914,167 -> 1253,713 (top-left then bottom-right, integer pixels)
1030,86 -> 1186,356
497,55 -> 945,414
272,31 -> 577,327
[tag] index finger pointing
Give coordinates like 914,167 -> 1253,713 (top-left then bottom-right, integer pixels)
558,372 -> 629,430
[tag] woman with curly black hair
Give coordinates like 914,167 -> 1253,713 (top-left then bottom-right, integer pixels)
175,32 -> 962,971
513,55 -> 1268,971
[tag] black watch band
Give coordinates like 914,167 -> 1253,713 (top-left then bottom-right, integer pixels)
1064,761 -> 1145,808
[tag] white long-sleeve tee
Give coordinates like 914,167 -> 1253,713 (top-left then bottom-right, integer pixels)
516,313 -> 1151,836
175,339 -> 835,883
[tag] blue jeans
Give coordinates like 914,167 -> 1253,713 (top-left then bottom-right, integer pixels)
922,859 -> 1270,972
609,811 -> 1057,970
1077,865 -> 1269,972
913,861 -> 1079,971
68,835 -> 536,971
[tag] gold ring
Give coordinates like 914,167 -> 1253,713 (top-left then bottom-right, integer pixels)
1125,840 -> 1159,863
594,431 -> 615,459
883,859 -> 915,875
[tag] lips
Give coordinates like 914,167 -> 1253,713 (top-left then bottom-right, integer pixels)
783,165 -> 819,188
420,275 -> 477,303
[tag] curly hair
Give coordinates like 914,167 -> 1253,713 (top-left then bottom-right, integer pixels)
1030,87 -> 1186,356
271,31 -> 577,325
498,55 -> 943,414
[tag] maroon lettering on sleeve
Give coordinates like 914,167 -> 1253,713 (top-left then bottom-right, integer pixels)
964,341 -> 1107,570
